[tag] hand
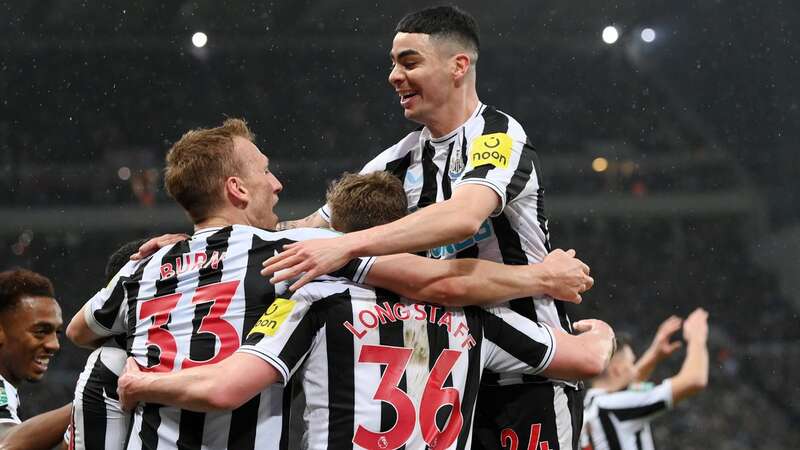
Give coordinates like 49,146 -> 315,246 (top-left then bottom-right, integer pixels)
261,237 -> 355,291
540,249 -> 593,303
648,315 -> 683,360
118,357 -> 147,411
131,233 -> 189,260
682,308 -> 709,343
574,318 -> 616,363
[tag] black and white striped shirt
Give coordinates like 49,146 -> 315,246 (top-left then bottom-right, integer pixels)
0,375 -> 20,425
580,382 -> 673,450
319,103 -> 569,384
83,225 -> 374,450
66,342 -> 130,450
239,280 -> 557,450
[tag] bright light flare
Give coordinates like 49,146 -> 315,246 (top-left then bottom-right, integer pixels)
592,157 -> 609,173
192,32 -> 208,48
602,26 -> 619,44
641,28 -> 656,43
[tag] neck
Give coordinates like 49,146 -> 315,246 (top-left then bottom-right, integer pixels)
426,90 -> 480,138
0,363 -> 20,387
194,210 -> 249,232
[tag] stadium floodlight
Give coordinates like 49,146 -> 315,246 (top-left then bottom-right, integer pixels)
118,166 -> 131,181
602,26 -> 619,44
592,157 -> 609,172
192,32 -> 208,48
641,28 -> 656,43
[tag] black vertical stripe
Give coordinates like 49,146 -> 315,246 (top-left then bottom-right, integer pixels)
504,141 -> 536,203
140,240 -> 189,450
189,227 -> 232,363
480,107 -> 510,135
455,309 -> 484,450
490,214 -> 538,323
599,410 -> 622,450
93,277 -> 129,330
441,141 -> 454,200
479,309 -> 550,367
376,290 -> 406,450
326,290 -> 356,449
635,429 -> 644,450
124,263 -> 147,353
278,378 -> 295,450
418,142 -> 440,208
384,152 -> 413,184
81,356 -> 113,450
227,234 -> 282,450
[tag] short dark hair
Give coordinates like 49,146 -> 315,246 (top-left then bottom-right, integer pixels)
327,172 -> 408,232
105,239 -> 149,282
0,269 -> 55,314
395,5 -> 480,56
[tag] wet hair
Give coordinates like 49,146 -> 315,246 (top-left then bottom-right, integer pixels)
104,239 -> 149,282
395,5 -> 480,58
0,269 -> 55,314
327,172 -> 408,232
165,118 -> 255,223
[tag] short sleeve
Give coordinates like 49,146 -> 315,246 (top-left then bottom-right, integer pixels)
454,113 -> 538,217
0,381 -> 21,425
84,261 -> 140,337
480,305 -> 556,376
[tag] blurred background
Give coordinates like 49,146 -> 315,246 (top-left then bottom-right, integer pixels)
2,0 -> 798,448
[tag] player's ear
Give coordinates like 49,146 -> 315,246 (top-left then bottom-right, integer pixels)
452,53 -> 471,82
225,176 -> 249,209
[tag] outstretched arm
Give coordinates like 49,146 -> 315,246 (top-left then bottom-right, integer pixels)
66,304 -> 108,349
0,404 -> 71,450
542,319 -> 616,381
365,249 -> 593,305
276,211 -> 328,231
634,315 -> 683,382
669,308 -> 709,404
264,184 -> 499,290
117,354 -> 281,412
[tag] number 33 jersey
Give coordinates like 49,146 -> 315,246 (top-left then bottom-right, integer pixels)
82,225 -> 374,450
238,281 -> 557,450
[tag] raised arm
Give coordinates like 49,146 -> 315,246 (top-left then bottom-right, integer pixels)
264,184 -> 500,290
117,354 -> 281,413
0,404 -> 71,450
669,308 -> 709,404
633,315 -> 683,382
365,248 -> 592,306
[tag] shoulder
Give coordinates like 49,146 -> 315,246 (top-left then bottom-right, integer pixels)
468,105 -> 528,141
241,225 -> 341,243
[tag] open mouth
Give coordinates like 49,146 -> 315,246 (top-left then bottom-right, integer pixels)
399,92 -> 419,105
33,356 -> 50,373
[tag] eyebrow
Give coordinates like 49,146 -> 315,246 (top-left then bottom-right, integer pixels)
392,49 -> 422,60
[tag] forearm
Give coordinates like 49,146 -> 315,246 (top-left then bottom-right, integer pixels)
0,404 -> 71,450
133,367 -> 227,412
276,212 -> 328,231
367,255 -> 549,306
544,327 -> 614,381
344,201 -> 479,257
671,339 -> 709,403
633,347 -> 662,382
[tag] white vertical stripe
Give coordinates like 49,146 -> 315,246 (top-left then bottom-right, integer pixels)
553,384 -> 574,450
351,297 -> 383,449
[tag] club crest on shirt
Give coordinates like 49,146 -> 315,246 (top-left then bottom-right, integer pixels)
470,133 -> 512,169
448,146 -> 465,180
248,298 -> 295,337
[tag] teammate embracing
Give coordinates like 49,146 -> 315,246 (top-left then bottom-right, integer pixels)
266,6 -> 586,450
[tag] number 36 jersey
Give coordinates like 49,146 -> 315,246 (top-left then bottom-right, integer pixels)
238,281 -> 557,450
82,225 -> 374,450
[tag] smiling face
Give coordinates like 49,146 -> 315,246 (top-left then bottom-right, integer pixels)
0,296 -> 62,385
388,32 -> 459,128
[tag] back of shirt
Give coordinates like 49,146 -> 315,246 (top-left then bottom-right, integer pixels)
581,382 -> 673,450
239,281 -> 557,450
83,225 -> 373,450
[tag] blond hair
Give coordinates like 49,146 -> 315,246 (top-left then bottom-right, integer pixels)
327,172 -> 408,232
164,118 -> 254,222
